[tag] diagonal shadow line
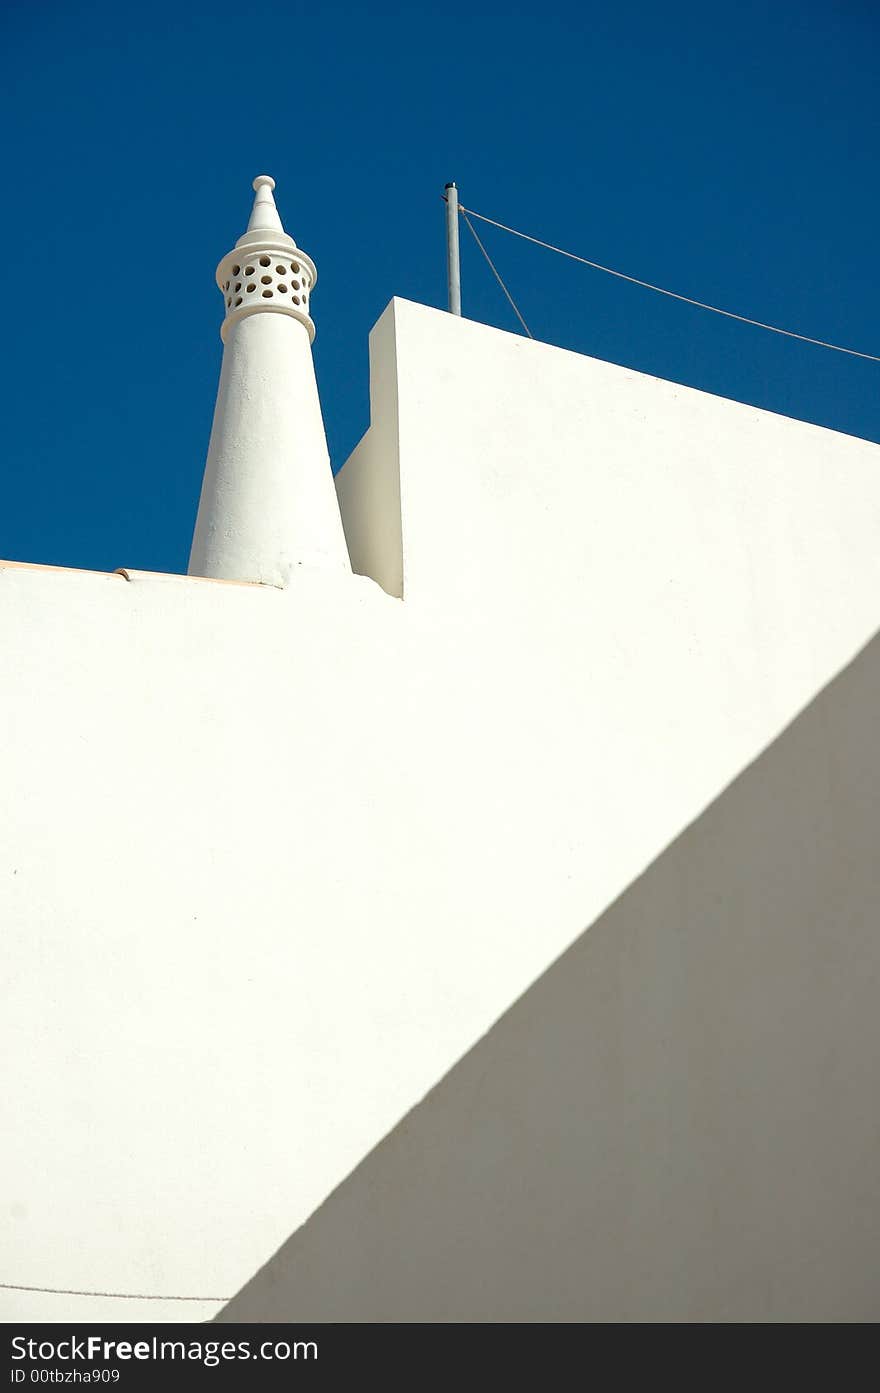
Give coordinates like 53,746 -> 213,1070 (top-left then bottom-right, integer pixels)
218,626 -> 880,1323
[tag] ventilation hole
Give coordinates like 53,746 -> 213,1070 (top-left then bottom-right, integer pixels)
224,281 -> 230,291
244,265 -> 255,275
291,280 -> 300,291
232,264 -> 240,276
262,289 -> 273,298
259,256 -> 271,267
260,274 -> 271,284
278,284 -> 287,293
293,295 -> 300,304
246,283 -> 256,293
234,282 -> 241,292
226,297 -> 231,307
290,262 -> 300,274
234,296 -> 242,306
275,265 -> 286,275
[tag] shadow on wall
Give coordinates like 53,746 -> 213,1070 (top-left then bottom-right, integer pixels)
218,631 -> 880,1323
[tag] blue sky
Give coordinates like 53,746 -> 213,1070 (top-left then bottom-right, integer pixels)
2,0 -> 878,574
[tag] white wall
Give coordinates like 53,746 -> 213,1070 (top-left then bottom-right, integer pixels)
3,300 -> 880,1321
220,625 -> 880,1322
335,307 -> 402,599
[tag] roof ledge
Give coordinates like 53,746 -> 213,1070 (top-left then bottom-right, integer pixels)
0,558 -> 267,588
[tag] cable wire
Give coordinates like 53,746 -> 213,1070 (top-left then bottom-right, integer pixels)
459,208 -> 533,339
459,205 -> 880,363
0,1280 -> 229,1302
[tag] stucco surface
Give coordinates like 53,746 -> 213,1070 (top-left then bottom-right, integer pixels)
3,300 -> 880,1320
189,310 -> 349,585
220,626 -> 880,1322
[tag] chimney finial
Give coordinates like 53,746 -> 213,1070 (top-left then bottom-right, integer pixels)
247,174 -> 283,234
187,176 -> 350,586
216,174 -> 317,344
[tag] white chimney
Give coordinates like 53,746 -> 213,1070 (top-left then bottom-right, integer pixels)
189,176 -> 350,585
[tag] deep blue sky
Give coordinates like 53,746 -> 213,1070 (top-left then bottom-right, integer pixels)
2,0 -> 878,574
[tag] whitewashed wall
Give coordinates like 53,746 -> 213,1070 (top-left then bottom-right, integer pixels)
3,300 -> 880,1322
220,624 -> 880,1322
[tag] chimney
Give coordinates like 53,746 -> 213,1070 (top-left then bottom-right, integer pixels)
188,176 -> 350,585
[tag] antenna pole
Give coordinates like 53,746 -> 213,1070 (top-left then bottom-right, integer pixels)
445,182 -> 461,316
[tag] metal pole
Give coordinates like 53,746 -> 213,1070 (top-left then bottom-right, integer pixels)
445,182 -> 461,316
